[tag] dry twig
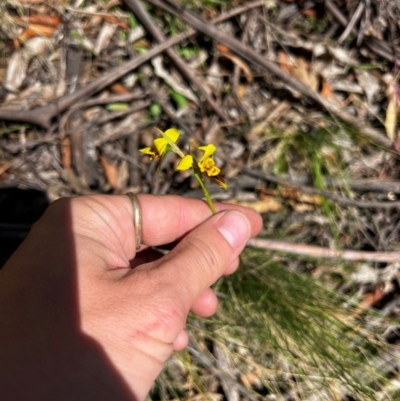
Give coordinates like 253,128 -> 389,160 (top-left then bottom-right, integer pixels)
248,238 -> 400,263
241,166 -> 400,209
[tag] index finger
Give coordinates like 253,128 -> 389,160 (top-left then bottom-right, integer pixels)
131,194 -> 262,247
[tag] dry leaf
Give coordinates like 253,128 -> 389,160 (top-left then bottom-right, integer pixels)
385,83 -> 398,142
99,154 -> 119,189
4,37 -> 50,92
302,8 -> 317,18
207,62 -> 224,92
228,196 -> 282,213
18,24 -> 57,45
328,46 -> 358,65
216,43 -> 230,54
4,51 -> 26,92
331,80 -> 363,94
360,287 -> 384,308
355,69 -> 380,104
0,161 -> 15,176
3,82 -> 66,109
277,50 -> 292,74
110,82 -> 130,94
236,84 -> 246,99
290,57 -> 318,91
103,15 -> 129,30
281,188 -> 323,205
353,287 -> 384,317
128,26 -> 146,43
222,53 -> 253,83
152,56 -> 198,103
289,200 -> 315,212
259,187 -> 323,205
278,53 -> 318,91
321,80 -> 333,98
61,135 -> 72,170
94,23 -> 117,56
14,15 -> 61,28
385,96 -> 397,142
116,159 -> 129,191
241,372 -> 262,389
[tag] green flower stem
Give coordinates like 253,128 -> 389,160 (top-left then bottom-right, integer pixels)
194,171 -> 216,215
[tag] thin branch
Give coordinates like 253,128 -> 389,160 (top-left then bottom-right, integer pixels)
247,238 -> 400,263
58,91 -> 148,132
145,0 -> 392,149
68,90 -> 147,109
338,1 -> 365,43
263,174 -> 400,195
240,166 -> 400,209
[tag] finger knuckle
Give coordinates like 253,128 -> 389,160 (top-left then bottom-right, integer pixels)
184,236 -> 221,273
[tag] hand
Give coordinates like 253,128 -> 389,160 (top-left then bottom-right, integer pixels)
0,194 -> 262,400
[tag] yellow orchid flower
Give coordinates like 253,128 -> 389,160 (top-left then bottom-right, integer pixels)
198,144 -> 220,177
197,144 -> 228,190
139,128 -> 180,160
139,129 -> 228,214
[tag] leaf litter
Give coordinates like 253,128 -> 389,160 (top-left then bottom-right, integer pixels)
1,0 -> 400,399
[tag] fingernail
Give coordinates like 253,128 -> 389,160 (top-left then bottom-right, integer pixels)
217,211 -> 251,248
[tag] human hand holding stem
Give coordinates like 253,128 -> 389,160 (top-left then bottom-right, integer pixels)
139,128 -> 228,214
0,130 -> 262,401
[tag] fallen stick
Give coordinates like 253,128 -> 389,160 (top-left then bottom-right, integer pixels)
241,165 -> 400,209
146,0 -> 393,150
257,174 -> 400,195
247,238 -> 400,263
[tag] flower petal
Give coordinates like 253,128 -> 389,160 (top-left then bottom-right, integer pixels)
198,144 -> 216,161
154,138 -> 168,155
139,147 -> 155,156
176,155 -> 193,171
205,165 -> 220,176
163,128 -> 180,143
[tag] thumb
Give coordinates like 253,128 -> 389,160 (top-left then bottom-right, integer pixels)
154,210 -> 252,307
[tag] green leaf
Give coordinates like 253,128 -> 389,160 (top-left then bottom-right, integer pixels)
149,103 -> 162,119
106,103 -> 129,112
128,13 -> 138,29
169,89 -> 188,110
0,124 -> 31,136
176,45 -> 199,59
134,46 -> 148,54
